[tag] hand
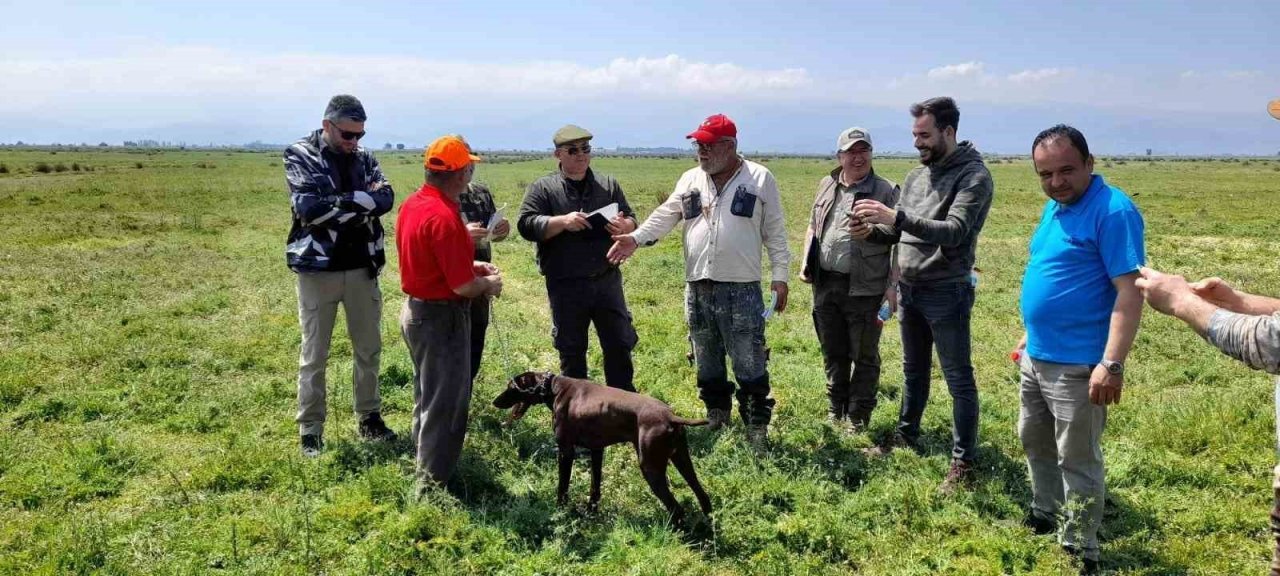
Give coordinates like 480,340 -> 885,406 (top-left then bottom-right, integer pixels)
1136,267 -> 1198,316
560,212 -> 591,232
799,271 -> 811,284
1190,276 -> 1243,310
771,281 -> 789,313
852,199 -> 897,226
1088,364 -> 1123,406
849,221 -> 874,240
605,215 -> 636,235
484,274 -> 503,297
473,261 -> 498,276
491,218 -> 511,240
465,222 -> 489,241
883,285 -> 898,316
607,234 -> 638,264
369,181 -> 384,191
1010,334 -> 1027,365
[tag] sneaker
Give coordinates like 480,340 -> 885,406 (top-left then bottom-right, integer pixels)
300,434 -> 323,457
707,408 -> 730,431
1024,510 -> 1057,536
939,459 -> 975,494
358,413 -> 397,442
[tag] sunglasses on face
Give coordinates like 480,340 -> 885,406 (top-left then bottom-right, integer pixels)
562,144 -> 591,156
692,140 -> 729,152
338,129 -> 365,141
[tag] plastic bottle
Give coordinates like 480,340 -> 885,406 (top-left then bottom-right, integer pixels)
876,301 -> 893,326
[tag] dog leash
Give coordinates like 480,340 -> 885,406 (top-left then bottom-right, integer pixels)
487,296 -> 518,381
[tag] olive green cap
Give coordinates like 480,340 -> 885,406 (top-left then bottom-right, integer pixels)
552,124 -> 593,147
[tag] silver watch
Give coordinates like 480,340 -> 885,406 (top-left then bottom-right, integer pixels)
1100,360 -> 1124,376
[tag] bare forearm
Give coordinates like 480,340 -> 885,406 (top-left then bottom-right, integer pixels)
453,276 -> 493,299
1103,288 -> 1143,362
1238,292 -> 1280,316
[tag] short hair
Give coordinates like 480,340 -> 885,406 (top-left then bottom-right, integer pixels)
909,97 -> 959,132
1032,124 -> 1090,162
324,94 -> 367,123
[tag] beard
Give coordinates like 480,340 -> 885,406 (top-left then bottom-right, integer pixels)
917,141 -> 947,165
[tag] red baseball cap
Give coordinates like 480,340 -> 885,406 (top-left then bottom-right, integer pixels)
686,114 -> 737,144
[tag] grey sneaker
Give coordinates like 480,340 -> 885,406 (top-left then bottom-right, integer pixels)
707,408 -> 730,431
300,434 -> 323,457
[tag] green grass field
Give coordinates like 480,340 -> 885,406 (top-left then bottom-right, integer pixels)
2,148 -> 1280,575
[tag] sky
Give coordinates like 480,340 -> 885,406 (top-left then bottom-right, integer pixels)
2,0 -> 1278,154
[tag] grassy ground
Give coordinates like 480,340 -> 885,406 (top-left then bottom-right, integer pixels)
2,148 -> 1280,574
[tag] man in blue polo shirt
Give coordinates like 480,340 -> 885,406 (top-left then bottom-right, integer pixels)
1013,125 -> 1144,574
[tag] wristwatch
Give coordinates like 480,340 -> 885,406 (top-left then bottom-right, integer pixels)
1100,360 -> 1124,376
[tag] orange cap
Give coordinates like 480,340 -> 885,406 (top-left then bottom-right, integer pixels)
423,135 -> 481,172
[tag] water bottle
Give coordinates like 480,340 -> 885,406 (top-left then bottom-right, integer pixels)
876,301 -> 893,326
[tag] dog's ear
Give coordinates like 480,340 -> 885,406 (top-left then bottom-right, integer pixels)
492,388 -> 522,409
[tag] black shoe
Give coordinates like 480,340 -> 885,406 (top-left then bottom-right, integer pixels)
300,434 -> 323,457
358,413 -> 397,442
1024,510 -> 1057,536
1063,545 -> 1100,575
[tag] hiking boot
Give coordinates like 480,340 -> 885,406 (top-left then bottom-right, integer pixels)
939,459 -> 975,494
300,434 -> 323,457
358,412 -> 397,442
1024,510 -> 1057,536
1063,545 -> 1100,575
707,408 -> 730,431
746,424 -> 768,450
862,433 -> 914,457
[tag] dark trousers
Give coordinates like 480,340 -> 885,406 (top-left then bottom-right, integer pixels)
546,267 -> 637,391
400,298 -> 471,485
812,273 -> 883,426
686,280 -> 774,427
469,295 -> 490,381
896,281 -> 979,462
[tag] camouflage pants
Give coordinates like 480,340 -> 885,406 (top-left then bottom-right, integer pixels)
685,280 -> 774,427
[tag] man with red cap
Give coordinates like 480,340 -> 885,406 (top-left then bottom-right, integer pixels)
398,135 -> 504,489
608,114 -> 791,446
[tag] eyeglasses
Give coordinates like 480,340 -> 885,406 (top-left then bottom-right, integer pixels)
562,144 -> 591,156
692,139 -> 731,152
338,129 -> 366,141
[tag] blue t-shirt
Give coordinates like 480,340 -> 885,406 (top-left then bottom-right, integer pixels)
1020,175 -> 1145,365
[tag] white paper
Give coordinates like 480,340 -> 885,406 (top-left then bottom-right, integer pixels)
487,204 -> 506,231
588,202 -> 619,220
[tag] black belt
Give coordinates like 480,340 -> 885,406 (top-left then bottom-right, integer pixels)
408,296 -> 468,307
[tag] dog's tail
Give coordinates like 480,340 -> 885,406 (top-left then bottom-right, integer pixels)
671,416 -> 709,427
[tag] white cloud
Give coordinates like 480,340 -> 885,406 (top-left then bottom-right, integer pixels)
0,47 -> 812,112
927,61 -> 985,79
1007,68 -> 1065,83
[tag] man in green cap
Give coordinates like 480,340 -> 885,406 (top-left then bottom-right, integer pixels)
517,125 -> 640,390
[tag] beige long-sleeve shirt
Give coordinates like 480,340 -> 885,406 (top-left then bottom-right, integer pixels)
631,157 -> 790,283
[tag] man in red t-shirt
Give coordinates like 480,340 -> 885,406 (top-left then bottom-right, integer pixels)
397,135 -> 503,488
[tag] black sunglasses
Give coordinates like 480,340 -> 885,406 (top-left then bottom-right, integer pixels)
338,129 -> 365,141
562,144 -> 591,156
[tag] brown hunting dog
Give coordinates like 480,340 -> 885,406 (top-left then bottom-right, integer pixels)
493,371 -> 713,523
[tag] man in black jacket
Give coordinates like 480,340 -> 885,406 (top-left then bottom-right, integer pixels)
517,125 -> 639,391
284,94 -> 396,457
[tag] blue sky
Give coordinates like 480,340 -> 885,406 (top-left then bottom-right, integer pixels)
3,0 -> 1278,154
